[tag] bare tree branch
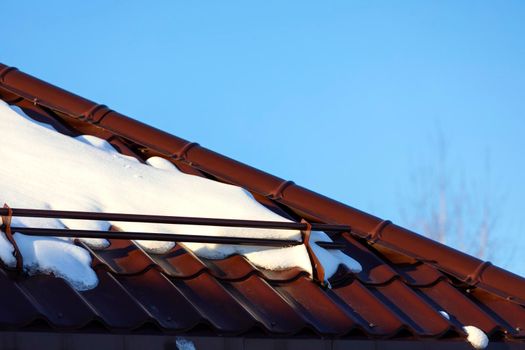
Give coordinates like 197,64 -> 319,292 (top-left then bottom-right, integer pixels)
399,130 -> 504,261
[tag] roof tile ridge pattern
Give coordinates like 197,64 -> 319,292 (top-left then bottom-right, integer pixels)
82,238 -> 310,283
0,62 -> 524,306
6,265 -> 472,338
83,237 -> 452,291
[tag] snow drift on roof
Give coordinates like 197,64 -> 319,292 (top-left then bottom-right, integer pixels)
0,100 -> 361,290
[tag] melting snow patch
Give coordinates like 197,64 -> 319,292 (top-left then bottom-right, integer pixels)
463,325 -> 489,349
0,99 -> 362,290
438,310 -> 488,349
439,310 -> 450,320
15,234 -> 98,290
175,337 -> 196,350
0,232 -> 16,267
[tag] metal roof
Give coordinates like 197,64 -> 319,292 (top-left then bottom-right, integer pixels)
0,63 -> 524,348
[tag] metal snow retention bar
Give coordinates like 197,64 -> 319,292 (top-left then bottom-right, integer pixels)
0,207 -> 348,249
0,62 -> 524,304
10,227 -> 304,247
0,207 -> 351,232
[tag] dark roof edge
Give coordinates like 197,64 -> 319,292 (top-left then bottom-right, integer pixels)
3,331 -> 523,350
1,63 -> 524,304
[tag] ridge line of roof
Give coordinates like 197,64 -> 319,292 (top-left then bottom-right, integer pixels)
0,62 -> 524,304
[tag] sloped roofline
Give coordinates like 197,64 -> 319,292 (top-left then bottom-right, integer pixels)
1,62 -> 523,305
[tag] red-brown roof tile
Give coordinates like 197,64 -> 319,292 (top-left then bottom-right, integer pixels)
0,63 -> 524,347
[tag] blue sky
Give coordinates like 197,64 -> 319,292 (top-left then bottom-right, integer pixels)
2,1 -> 524,275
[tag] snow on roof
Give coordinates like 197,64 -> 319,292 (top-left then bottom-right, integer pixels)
0,100 -> 361,290
439,310 -> 489,349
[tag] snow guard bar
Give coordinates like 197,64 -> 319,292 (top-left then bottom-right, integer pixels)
0,205 -> 352,285
0,206 -> 350,249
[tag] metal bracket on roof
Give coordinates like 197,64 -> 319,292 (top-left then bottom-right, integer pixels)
0,204 -> 23,273
0,65 -> 18,83
172,142 -> 199,163
466,261 -> 492,285
367,220 -> 392,244
268,180 -> 295,201
301,219 -> 326,286
79,104 -> 110,124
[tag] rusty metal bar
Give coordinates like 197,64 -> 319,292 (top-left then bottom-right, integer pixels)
9,227 -> 346,249
0,208 -> 351,232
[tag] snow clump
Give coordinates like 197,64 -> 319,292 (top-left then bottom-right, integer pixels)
439,310 -> 489,349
